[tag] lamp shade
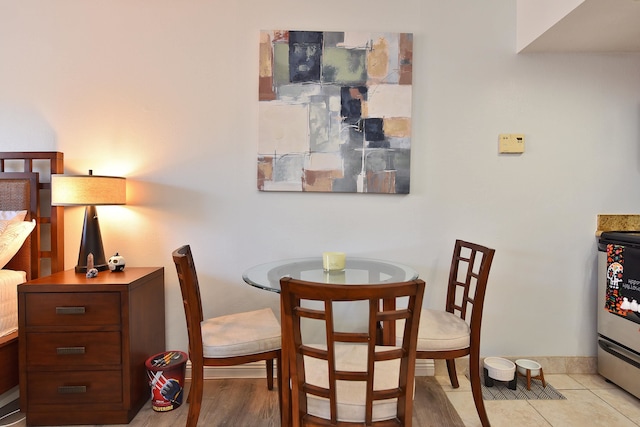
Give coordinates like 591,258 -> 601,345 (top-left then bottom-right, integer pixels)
51,171 -> 126,273
52,173 -> 126,206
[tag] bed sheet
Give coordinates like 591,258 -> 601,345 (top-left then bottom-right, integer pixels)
0,269 -> 26,338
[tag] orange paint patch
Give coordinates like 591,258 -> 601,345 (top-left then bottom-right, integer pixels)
367,170 -> 396,194
383,117 -> 411,137
259,34 -> 276,101
368,37 -> 389,82
257,157 -> 274,190
303,169 -> 343,192
399,33 -> 413,85
259,35 -> 273,77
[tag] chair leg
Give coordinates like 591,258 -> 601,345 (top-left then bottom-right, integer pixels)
266,358 -> 274,390
276,354 -> 283,419
187,363 -> 204,427
469,353 -> 490,427
446,359 -> 460,388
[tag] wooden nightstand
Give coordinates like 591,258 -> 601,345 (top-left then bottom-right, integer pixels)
18,267 -> 165,426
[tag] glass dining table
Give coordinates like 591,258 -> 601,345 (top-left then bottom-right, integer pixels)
242,256 -> 420,426
243,256 -> 419,292
243,257 -> 419,343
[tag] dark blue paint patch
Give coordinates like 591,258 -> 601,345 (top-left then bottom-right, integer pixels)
289,31 -> 323,83
340,86 -> 367,125
363,118 -> 385,143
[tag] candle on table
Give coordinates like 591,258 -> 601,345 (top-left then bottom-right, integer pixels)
322,252 -> 346,272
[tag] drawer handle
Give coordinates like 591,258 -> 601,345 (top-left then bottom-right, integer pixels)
55,306 -> 86,315
57,385 -> 87,394
56,346 -> 86,355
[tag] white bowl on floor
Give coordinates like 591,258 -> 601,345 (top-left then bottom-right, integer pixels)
515,359 -> 541,376
483,357 -> 516,381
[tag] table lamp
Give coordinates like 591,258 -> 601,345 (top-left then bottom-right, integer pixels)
51,170 -> 126,272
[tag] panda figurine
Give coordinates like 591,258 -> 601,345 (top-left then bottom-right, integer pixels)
108,253 -> 126,272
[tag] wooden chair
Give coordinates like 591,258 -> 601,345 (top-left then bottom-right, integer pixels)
411,239 -> 495,427
280,276 -> 425,426
172,245 -> 282,427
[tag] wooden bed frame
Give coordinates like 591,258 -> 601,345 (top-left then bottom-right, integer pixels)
0,152 -> 64,396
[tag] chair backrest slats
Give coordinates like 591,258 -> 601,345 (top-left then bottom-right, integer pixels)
281,277 -> 425,426
445,239 -> 495,336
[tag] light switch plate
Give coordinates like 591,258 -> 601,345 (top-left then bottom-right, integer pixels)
499,134 -> 525,153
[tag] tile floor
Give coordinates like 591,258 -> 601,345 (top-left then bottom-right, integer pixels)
438,373 -> 640,426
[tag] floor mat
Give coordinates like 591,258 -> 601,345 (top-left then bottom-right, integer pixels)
473,374 -> 566,401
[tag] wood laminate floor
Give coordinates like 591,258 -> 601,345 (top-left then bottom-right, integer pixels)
8,373 -> 638,426
6,377 -> 464,427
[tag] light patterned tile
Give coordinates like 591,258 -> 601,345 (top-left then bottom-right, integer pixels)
529,389 -> 636,426
444,391 -> 483,427
591,387 -> 640,424
484,400 -> 552,427
444,391 -> 551,427
569,373 -> 618,390
543,374 -> 587,390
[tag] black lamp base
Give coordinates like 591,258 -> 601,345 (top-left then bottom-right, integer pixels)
75,205 -> 109,274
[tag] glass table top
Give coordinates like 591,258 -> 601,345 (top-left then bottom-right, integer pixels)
242,257 -> 419,293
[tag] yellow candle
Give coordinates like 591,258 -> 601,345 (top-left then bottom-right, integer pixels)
323,252 -> 346,272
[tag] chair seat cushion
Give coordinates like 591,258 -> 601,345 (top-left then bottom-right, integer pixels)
303,343 -> 407,423
414,309 -> 470,351
396,309 -> 470,351
201,308 -> 281,358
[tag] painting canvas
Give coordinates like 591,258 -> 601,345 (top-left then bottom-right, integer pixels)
258,30 -> 413,194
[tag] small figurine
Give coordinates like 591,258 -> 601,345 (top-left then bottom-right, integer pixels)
108,253 -> 126,272
86,253 -> 99,278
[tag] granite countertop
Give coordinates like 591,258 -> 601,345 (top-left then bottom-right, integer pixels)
596,214 -> 640,236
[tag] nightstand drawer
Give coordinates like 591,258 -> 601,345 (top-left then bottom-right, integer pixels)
26,332 -> 121,367
24,292 -> 121,326
27,371 -> 123,405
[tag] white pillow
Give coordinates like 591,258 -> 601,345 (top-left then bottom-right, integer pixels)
0,210 -> 27,221
0,220 -> 36,269
0,213 -> 28,234
0,220 -> 11,235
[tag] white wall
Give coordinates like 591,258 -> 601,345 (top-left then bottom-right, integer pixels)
1,0 -> 639,359
516,0 -> 584,51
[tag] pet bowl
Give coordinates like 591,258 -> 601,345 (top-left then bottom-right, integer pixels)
483,357 -> 516,381
515,359 -> 541,377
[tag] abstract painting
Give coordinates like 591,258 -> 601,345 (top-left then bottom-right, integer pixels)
258,30 -> 413,194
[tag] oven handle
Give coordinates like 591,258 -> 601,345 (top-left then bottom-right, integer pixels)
599,340 -> 640,369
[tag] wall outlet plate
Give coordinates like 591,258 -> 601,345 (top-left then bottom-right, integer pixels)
499,134 -> 525,153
